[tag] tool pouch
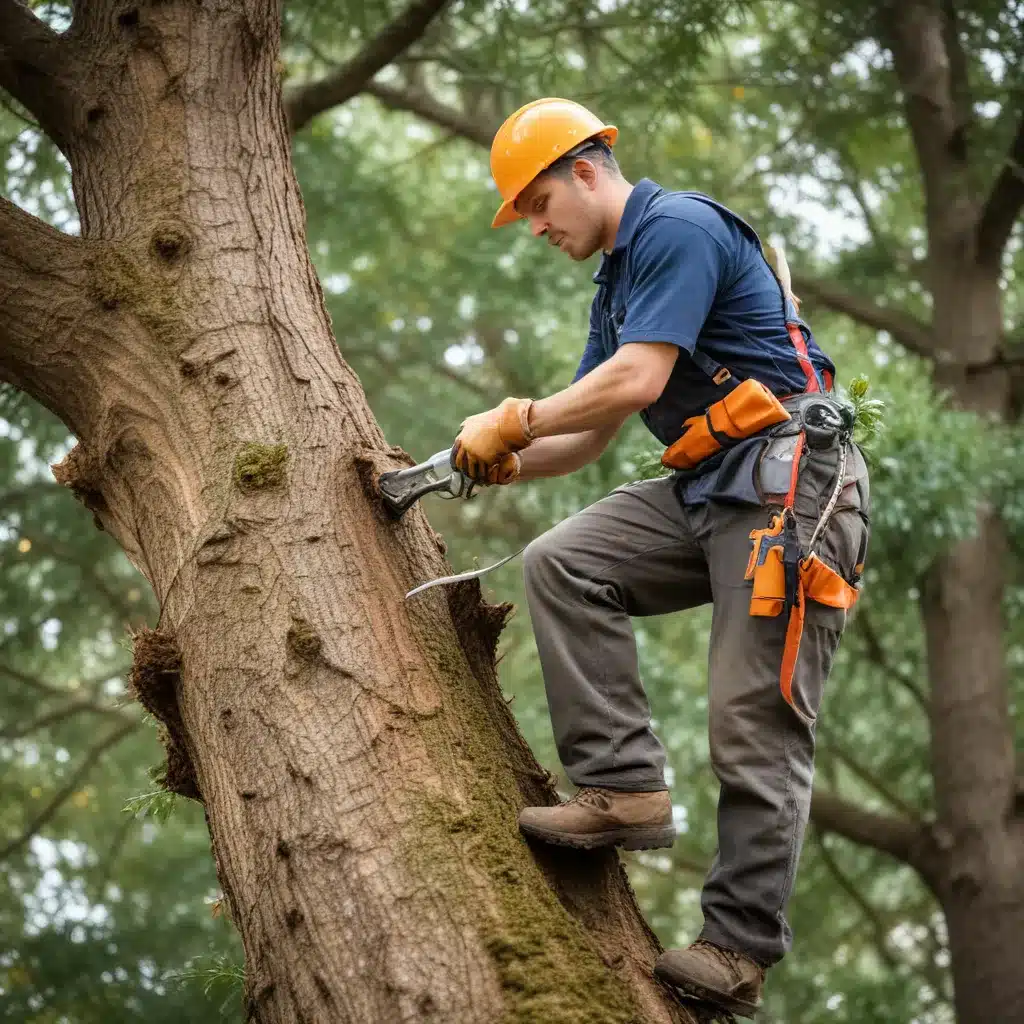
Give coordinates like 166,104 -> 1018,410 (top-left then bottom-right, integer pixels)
662,377 -> 792,471
744,511 -> 788,616
746,514 -> 860,618
799,552 -> 860,610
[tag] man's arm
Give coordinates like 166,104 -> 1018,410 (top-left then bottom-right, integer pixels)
451,340 -> 677,483
527,341 -> 679,438
516,419 -> 625,481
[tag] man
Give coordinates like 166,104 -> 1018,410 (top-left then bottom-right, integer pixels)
451,97 -> 870,1019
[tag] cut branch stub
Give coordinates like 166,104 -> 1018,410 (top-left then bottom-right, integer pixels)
128,626 -> 200,801
234,442 -> 288,491
51,442 -> 108,528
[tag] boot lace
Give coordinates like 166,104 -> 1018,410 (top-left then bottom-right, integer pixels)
692,940 -> 765,980
569,787 -> 613,810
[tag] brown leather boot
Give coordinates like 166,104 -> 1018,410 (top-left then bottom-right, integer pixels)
518,786 -> 675,850
654,939 -> 766,1019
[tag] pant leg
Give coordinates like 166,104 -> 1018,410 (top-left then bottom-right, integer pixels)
694,495 -> 868,966
522,476 -> 712,792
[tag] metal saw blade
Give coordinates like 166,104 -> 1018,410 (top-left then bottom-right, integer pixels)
405,548 -> 525,599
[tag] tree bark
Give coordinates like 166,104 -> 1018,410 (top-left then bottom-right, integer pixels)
2,2 -> 696,1022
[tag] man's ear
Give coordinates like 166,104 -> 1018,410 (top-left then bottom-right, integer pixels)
572,158 -> 600,191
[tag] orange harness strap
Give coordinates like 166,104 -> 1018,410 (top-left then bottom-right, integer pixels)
779,554 -> 860,723
775,429 -> 859,723
786,321 -> 821,395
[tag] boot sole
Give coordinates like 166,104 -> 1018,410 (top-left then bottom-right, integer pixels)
518,822 -> 676,851
654,966 -> 760,1020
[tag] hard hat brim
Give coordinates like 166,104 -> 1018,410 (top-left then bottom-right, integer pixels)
492,198 -> 521,229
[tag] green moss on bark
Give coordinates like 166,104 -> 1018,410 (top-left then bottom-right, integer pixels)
234,443 -> 288,491
86,244 -> 185,348
412,791 -> 641,1024
287,617 -> 322,659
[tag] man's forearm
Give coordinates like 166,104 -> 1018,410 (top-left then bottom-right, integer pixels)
526,354 -> 647,439
516,426 -> 619,481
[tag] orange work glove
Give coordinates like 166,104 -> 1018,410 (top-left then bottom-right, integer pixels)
486,452 -> 522,486
451,397 -> 534,482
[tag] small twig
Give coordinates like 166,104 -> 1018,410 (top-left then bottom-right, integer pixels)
817,720 -> 923,822
21,533 -> 140,623
0,696 -> 132,741
0,661 -> 72,699
91,808 -> 138,903
361,79 -> 496,148
812,828 -> 900,969
854,609 -> 929,712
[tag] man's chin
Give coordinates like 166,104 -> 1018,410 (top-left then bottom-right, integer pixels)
565,242 -> 598,262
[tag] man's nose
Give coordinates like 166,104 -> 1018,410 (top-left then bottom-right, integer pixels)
529,217 -> 548,238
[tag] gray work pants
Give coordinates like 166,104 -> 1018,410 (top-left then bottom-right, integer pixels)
521,464 -> 868,965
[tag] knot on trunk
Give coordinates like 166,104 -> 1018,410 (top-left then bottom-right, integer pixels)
234,442 -> 288,491
129,627 -> 201,801
287,617 -> 322,660
52,443 -> 108,528
149,221 -> 192,266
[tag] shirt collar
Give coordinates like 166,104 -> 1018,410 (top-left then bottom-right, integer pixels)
592,178 -> 663,284
611,178 -> 663,253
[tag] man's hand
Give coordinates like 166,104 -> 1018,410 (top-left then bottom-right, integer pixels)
487,451 -> 522,485
452,397 -> 534,481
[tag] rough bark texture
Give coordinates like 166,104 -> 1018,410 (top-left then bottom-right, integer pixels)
0,2 -> 699,1022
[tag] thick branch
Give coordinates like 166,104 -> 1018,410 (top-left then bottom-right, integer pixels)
0,720 -> 138,861
286,0 -> 452,133
0,0 -> 75,151
791,273 -> 934,358
0,195 -> 97,434
940,0 -> 971,129
810,789 -> 938,885
362,80 -> 496,148
976,112 -> 1024,265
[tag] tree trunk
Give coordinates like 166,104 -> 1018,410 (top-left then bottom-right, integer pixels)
0,3 -> 695,1022
922,251 -> 1024,1024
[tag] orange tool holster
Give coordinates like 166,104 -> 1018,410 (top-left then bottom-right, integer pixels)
661,377 -> 792,471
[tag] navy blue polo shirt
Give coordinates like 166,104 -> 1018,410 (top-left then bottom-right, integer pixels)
572,179 -> 836,447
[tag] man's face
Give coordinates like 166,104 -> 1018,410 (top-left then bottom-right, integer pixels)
515,165 -> 605,261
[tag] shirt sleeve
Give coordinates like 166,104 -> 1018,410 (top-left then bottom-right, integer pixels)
571,293 -> 606,383
617,215 -> 727,353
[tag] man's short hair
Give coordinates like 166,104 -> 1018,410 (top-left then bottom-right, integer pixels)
542,138 -> 621,181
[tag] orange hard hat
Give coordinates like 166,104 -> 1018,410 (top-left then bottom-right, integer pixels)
489,98 -> 618,228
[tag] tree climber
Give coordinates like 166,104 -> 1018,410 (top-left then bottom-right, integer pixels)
451,97 -> 870,1019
